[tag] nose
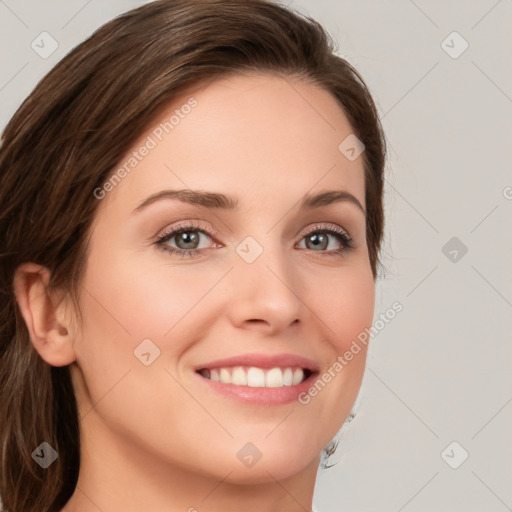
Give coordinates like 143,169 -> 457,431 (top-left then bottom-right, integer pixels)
224,244 -> 304,335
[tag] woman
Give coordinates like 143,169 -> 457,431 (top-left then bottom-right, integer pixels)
0,1 -> 386,511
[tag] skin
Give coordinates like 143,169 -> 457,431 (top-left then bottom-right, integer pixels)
14,72 -> 375,512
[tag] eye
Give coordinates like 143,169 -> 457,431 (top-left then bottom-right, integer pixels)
154,221 -> 219,259
154,221 -> 354,259
296,224 -> 354,256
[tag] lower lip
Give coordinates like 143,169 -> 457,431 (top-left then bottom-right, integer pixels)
194,371 -> 317,405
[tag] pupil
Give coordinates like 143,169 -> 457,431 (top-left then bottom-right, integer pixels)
309,233 -> 327,250
178,232 -> 198,249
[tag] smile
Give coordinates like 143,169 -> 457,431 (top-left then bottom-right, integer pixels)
196,366 -> 312,387
193,353 -> 319,405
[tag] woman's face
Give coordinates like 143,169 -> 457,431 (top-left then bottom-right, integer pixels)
70,72 -> 374,483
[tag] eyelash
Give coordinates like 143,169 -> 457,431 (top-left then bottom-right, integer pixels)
154,220 -> 354,259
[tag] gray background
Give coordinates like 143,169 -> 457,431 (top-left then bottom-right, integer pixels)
1,1 -> 511,511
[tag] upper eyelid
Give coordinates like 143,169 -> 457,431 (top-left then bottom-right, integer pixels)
156,219 -> 215,235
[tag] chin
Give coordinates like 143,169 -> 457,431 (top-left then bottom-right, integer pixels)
198,436 -> 321,485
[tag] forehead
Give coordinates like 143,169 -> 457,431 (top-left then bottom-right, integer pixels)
97,72 -> 365,216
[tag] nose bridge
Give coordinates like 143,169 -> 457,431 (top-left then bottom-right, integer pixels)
225,231 -> 304,332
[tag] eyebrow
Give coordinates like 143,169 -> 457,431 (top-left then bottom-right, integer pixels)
132,188 -> 366,216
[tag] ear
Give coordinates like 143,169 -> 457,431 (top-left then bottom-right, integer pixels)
13,262 -> 77,366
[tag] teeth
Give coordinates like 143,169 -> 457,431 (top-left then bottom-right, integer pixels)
283,368 -> 293,386
199,366 -> 308,387
266,368 -> 283,387
219,368 -> 231,384
247,367 -> 265,387
232,366 -> 248,385
292,368 -> 304,385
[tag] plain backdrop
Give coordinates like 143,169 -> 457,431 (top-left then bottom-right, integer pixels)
1,1 -> 511,511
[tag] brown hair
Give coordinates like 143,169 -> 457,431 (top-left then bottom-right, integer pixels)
0,0 -> 386,510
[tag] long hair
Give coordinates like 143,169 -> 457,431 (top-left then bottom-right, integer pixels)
0,1 -> 386,510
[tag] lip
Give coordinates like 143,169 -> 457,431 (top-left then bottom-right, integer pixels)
192,352 -> 320,406
193,368 -> 318,406
193,352 -> 320,372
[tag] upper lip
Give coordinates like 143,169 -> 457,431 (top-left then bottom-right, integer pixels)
193,353 -> 320,372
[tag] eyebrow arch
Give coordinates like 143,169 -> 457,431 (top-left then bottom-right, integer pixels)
299,190 -> 366,217
132,188 -> 366,216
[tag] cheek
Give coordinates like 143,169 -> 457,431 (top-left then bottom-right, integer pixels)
70,252 -> 213,423
313,264 -> 375,352
79,244 -> 221,340
298,264 -> 374,430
